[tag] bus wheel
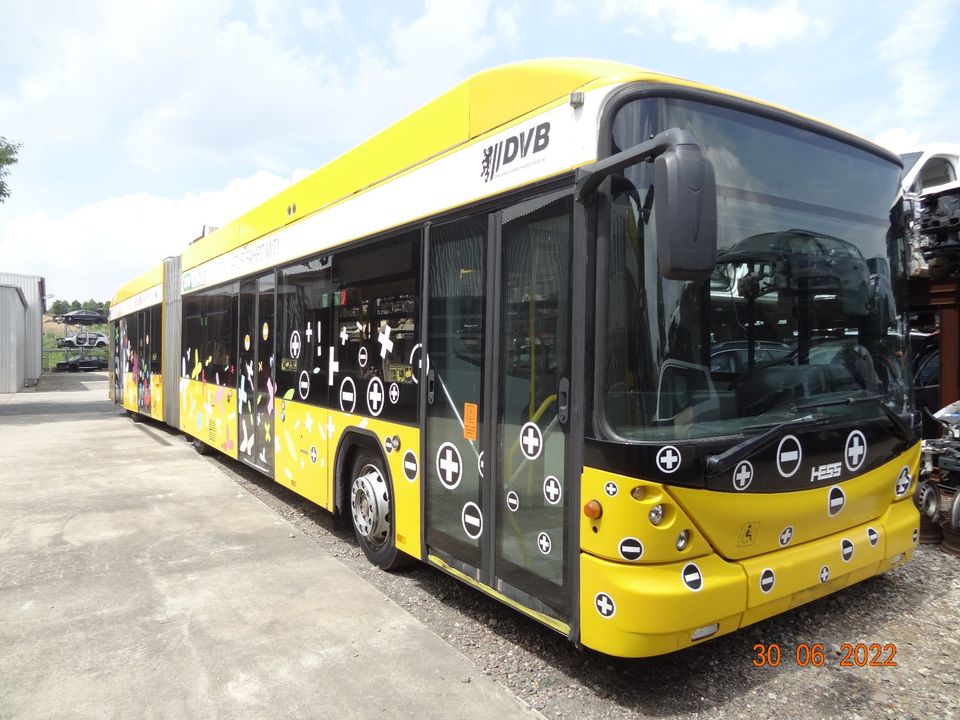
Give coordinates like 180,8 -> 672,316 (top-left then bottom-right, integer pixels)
192,437 -> 211,455
349,452 -> 411,571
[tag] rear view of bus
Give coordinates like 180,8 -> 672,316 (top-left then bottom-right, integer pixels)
579,87 -> 918,656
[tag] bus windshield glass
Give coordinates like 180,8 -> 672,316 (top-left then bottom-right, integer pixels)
603,96 -> 908,442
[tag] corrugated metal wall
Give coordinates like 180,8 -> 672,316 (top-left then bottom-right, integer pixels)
0,285 -> 27,393
163,256 -> 182,429
0,272 -> 44,383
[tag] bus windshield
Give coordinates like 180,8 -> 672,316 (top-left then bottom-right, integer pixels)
603,96 -> 908,442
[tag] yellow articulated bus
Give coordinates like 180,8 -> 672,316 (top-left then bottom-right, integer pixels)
112,59 -> 920,657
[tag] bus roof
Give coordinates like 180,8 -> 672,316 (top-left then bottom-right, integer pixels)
180,58 -> 650,272
170,57 -> 883,274
112,262 -> 163,307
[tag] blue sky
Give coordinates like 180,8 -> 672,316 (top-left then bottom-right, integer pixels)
1,0 -> 957,301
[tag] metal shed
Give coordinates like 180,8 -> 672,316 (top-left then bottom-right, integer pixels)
0,284 -> 27,393
0,272 -> 45,386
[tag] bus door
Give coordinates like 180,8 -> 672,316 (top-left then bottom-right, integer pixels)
424,190 -> 574,621
238,273 -> 276,475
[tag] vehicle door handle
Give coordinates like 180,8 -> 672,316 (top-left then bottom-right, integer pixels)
558,377 -> 570,425
427,369 -> 435,405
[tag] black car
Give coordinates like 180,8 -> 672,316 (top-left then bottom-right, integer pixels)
56,355 -> 108,372
55,309 -> 108,325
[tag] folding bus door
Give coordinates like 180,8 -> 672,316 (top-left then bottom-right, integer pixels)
424,189 -> 574,623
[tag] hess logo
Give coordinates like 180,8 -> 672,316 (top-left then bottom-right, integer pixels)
811,462 -> 842,483
480,122 -> 551,182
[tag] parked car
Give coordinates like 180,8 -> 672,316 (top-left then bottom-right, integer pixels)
54,309 -> 108,325
57,332 -> 108,348
56,355 -> 108,372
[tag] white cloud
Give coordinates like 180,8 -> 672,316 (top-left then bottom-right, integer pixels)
0,171 -> 297,301
874,128 -> 922,154
601,0 -> 819,52
0,0 -> 514,301
875,0 -> 953,128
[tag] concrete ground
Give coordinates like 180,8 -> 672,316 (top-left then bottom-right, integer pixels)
0,372 -> 540,720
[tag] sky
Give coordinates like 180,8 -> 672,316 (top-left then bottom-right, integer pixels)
1,0 -> 958,303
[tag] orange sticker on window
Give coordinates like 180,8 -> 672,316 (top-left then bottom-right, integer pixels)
463,402 -> 478,441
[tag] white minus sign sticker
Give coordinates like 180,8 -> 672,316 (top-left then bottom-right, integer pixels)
685,570 -> 700,582
342,391 -> 354,401
405,461 -> 416,470
780,451 -> 799,461
465,515 -> 480,528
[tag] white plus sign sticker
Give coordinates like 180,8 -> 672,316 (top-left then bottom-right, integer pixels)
298,370 -> 311,400
776,435 -> 803,478
328,346 -> 339,386
844,430 -> 867,472
389,382 -> 400,404
537,531 -> 552,555
304,323 -> 313,344
520,422 -> 543,461
378,323 -> 394,358
604,481 -> 618,497
339,376 -> 356,413
779,525 -> 794,547
436,442 -> 463,490
366,376 -> 384,416
543,476 -> 562,505
339,327 -> 348,345
289,331 -> 302,359
409,344 -> 426,384
733,460 -> 754,491
656,445 -> 681,474
358,346 -> 368,368
310,446 -> 318,464
895,466 -> 911,497
819,565 -> 830,583
461,502 -> 483,539
594,592 -> 616,619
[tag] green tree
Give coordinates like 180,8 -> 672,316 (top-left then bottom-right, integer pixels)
0,137 -> 22,203
49,299 -> 70,316
69,300 -> 81,311
81,298 -> 99,311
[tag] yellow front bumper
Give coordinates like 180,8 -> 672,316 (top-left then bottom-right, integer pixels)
579,497 -> 918,658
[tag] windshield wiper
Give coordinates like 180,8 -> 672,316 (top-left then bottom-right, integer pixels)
705,414 -> 825,476
791,394 -> 913,441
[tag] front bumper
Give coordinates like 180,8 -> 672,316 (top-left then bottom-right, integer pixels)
578,497 -> 918,658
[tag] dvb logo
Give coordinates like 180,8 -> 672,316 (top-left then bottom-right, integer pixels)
480,122 -> 551,183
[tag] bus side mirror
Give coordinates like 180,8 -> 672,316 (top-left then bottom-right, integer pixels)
654,144 -> 717,280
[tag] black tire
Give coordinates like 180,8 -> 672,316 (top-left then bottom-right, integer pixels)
192,436 -> 212,455
348,450 -> 413,571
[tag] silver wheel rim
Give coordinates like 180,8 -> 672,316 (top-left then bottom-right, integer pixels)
350,463 -> 390,549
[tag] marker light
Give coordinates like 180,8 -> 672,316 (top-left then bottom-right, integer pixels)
691,623 -> 719,641
648,504 -> 664,526
676,529 -> 690,551
584,500 -> 603,519
630,486 -> 646,501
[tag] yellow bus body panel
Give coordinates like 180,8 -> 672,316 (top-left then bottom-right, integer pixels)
178,376 -> 239,460
579,446 -> 920,657
112,265 -> 163,307
273,399 -> 331,510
